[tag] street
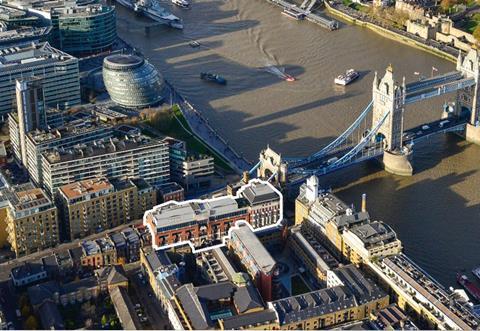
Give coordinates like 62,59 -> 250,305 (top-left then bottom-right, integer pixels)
125,266 -> 171,330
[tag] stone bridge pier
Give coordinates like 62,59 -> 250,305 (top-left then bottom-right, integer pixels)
457,49 -> 480,145
257,146 -> 288,186
372,65 -> 413,176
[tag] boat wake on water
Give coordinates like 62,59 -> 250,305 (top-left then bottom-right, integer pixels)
258,63 -> 296,82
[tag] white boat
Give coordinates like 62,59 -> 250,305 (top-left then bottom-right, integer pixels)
335,69 -> 359,86
473,266 -> 480,281
172,0 -> 190,8
117,0 -> 183,29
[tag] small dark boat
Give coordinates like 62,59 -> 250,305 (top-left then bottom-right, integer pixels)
200,72 -> 226,85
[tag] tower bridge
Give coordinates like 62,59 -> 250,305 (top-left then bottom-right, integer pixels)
255,48 -> 480,186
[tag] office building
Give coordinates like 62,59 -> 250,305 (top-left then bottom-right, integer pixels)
57,177 -> 156,240
41,132 -> 170,195
16,117 -> 112,186
270,264 -> 389,329
15,77 -> 47,165
228,224 -> 276,301
144,180 -> 282,250
103,54 -> 164,108
342,221 -> 402,264
167,138 -> 215,191
288,226 -> 338,283
49,4 -> 116,56
0,42 -> 80,120
4,183 -> 59,257
0,4 -> 41,28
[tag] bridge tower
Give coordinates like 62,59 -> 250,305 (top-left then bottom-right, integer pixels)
457,48 -> 480,145
372,65 -> 413,176
257,146 -> 288,185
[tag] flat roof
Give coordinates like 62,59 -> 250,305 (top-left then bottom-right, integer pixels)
0,42 -> 75,69
350,221 -> 398,246
230,225 -> 276,274
150,196 -> 241,230
58,178 -> 113,200
8,184 -> 53,213
43,133 -> 166,164
240,181 -> 279,205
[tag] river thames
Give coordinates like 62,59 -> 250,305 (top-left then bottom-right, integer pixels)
115,0 -> 480,287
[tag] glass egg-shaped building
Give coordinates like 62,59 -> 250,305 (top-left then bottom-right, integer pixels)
103,54 -> 164,108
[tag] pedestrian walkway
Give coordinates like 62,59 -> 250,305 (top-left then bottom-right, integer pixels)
165,81 -> 252,173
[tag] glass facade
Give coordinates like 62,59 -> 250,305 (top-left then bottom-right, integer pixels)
103,54 -> 164,108
50,5 -> 117,56
0,42 -> 80,121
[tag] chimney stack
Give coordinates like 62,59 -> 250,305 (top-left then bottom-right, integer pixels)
242,171 -> 250,184
361,193 -> 367,213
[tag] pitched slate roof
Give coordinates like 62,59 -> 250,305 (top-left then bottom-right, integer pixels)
233,284 -> 264,314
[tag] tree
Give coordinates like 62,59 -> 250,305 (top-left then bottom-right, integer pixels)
473,25 -> 480,44
440,0 -> 456,12
24,315 -> 38,330
101,314 -> 108,327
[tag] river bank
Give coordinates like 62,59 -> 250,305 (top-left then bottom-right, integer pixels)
324,1 -> 458,62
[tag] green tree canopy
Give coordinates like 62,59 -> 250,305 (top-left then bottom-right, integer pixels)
473,25 -> 480,44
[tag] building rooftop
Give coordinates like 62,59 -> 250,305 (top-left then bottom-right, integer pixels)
38,300 -> 65,330
271,286 -> 357,326
230,224 -> 276,274
6,183 -> 54,216
0,42 -> 75,70
58,178 -> 113,201
333,264 -> 387,305
43,133 -> 165,164
110,286 -> 142,330
157,181 -> 184,195
27,116 -> 106,145
51,3 -> 113,17
103,54 -> 144,69
240,181 -> 279,205
55,250 -> 73,268
110,232 -> 126,248
233,284 -> 264,313
97,237 -> 115,252
0,26 -> 51,46
350,221 -> 399,247
176,283 -> 210,330
222,309 -> 277,330
11,261 -> 45,280
332,211 -> 370,229
81,240 -> 100,256
122,228 -> 140,244
383,254 -> 480,329
291,228 -> 334,272
149,196 -> 243,231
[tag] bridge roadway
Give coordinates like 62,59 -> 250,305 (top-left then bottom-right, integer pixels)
286,115 -> 468,185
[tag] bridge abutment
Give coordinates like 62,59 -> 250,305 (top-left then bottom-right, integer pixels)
382,149 -> 413,176
466,124 -> 480,145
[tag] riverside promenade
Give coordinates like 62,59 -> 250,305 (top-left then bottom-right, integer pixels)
165,81 -> 252,173
325,0 -> 459,62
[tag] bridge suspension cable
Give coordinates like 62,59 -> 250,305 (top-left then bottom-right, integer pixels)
291,100 -> 374,167
328,109 -> 390,168
249,161 -> 261,174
